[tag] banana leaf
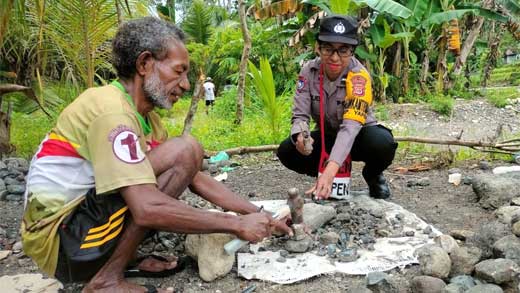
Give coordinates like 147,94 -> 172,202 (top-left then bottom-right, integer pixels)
353,0 -> 412,19
425,9 -> 476,25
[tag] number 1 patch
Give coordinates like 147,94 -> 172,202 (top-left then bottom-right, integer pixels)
111,129 -> 145,163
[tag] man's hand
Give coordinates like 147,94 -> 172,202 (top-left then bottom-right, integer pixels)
305,161 -> 340,200
270,215 -> 293,237
235,213 -> 273,243
295,133 -> 314,156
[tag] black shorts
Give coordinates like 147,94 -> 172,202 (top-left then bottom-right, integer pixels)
205,100 -> 214,106
55,189 -> 128,283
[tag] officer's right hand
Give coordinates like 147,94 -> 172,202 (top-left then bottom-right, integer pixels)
235,213 -> 272,243
295,133 -> 314,156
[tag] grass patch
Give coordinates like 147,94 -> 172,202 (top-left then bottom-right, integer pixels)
485,87 -> 518,108
374,104 -> 390,121
11,112 -> 56,159
427,93 -> 454,116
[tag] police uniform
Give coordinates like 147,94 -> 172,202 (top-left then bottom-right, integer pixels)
277,14 -> 397,199
21,81 -> 167,281
277,55 -> 397,192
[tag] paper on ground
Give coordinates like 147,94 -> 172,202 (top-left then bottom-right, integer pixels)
238,196 -> 442,284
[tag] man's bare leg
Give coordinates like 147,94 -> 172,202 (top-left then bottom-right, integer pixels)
83,136 -> 203,292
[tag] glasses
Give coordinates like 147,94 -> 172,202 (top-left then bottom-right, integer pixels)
319,46 -> 353,58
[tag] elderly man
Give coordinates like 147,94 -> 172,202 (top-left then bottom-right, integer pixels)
22,17 -> 290,293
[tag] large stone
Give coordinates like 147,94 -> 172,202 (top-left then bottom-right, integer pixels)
410,276 -> 446,293
512,221 -> 520,237
449,229 -> 475,241
443,283 -> 465,293
474,258 -> 519,284
449,275 -> 477,290
0,273 -> 62,292
435,235 -> 460,254
495,206 -> 520,225
0,250 -> 10,260
285,235 -> 313,253
303,203 -> 337,231
416,244 -> 452,279
449,246 -> 481,276
6,184 -> 25,194
472,172 -> 520,209
493,235 -> 520,264
466,284 -> 503,293
366,273 -> 407,293
468,220 -> 510,259
185,233 -> 235,282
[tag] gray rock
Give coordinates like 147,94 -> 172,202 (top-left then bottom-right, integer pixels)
0,227 -> 6,237
0,161 -> 7,171
416,244 -> 452,279
468,220 -> 510,259
493,235 -> 520,264
467,284 -> 503,293
423,225 -> 433,235
0,180 -> 6,192
336,212 -> 351,222
495,206 -> 520,225
304,203 -> 336,231
511,197 -> 520,206
474,258 -> 519,284
407,177 -> 431,187
338,248 -> 358,263
442,283 -> 465,293
0,273 -> 63,292
6,194 -> 22,201
366,272 -> 388,286
450,246 -> 481,276
4,177 -> 20,186
472,172 -> 520,209
319,231 -> 340,245
449,275 -> 477,290
276,256 -> 286,263
185,233 -> 235,282
367,274 -> 408,293
6,185 -> 25,194
279,250 -> 289,257
285,235 -> 313,253
478,161 -> 491,170
411,276 -> 446,293
435,235 -> 460,254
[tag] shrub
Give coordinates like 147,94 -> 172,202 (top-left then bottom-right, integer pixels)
427,93 -> 454,116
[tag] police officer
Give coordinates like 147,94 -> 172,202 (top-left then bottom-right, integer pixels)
277,15 -> 398,200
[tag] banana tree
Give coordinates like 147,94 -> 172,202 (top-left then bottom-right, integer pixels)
367,17 -> 413,103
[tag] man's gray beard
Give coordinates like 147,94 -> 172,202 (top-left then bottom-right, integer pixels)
143,71 -> 173,110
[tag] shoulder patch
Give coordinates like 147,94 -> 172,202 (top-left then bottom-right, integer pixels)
351,75 -> 367,97
109,125 -> 145,164
297,75 -> 306,92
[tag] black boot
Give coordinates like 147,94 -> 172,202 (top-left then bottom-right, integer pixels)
365,174 -> 391,199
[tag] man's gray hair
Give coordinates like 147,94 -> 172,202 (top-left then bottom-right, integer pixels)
112,17 -> 185,78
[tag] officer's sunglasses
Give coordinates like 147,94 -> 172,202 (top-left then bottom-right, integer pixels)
319,45 -> 353,58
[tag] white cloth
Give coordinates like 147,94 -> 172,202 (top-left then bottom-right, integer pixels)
203,81 -> 215,101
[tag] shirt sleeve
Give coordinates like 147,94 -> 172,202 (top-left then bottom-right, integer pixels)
87,113 -> 157,194
290,65 -> 313,142
329,68 -> 373,166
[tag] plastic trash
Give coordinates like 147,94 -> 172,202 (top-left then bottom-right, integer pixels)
493,166 -> 520,175
209,151 -> 229,164
214,172 -> 228,182
220,166 -> 235,172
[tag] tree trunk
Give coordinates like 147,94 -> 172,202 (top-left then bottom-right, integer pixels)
453,16 -> 484,75
436,26 -> 448,93
235,0 -> 251,125
182,73 -> 204,135
419,36 -> 432,94
481,23 -> 504,88
392,42 -> 402,99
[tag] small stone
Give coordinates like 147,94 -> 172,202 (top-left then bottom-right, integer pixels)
416,244 -> 452,279
449,275 -> 477,291
276,256 -> 286,263
462,176 -> 473,185
247,192 -> 256,198
279,250 -> 289,257
0,250 -> 10,260
478,161 -> 491,170
423,225 -> 433,234
327,244 -> 337,257
410,275 -> 446,293
319,232 -> 340,245
405,230 -> 415,237
512,221 -> 520,237
317,246 -> 327,256
338,248 -> 358,263
467,284 -> 503,293
511,197 -> 520,206
12,241 -> 22,252
366,272 -> 388,286
449,229 -> 475,241
434,235 -> 460,254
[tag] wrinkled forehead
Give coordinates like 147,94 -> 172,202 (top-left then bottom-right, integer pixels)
161,40 -> 190,69
320,42 -> 353,49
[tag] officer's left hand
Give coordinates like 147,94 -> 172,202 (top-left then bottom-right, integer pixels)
305,162 -> 340,200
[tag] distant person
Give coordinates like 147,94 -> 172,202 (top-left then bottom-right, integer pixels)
277,15 -> 398,200
203,77 -> 216,114
21,17 -> 291,293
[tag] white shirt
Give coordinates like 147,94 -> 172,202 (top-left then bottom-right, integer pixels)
203,82 -> 215,101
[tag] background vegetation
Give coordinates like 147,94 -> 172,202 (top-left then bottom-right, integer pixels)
1,0 -> 519,159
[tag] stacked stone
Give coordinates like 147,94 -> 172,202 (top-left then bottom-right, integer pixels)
0,158 -> 29,202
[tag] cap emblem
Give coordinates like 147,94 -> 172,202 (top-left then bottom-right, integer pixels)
334,22 -> 345,34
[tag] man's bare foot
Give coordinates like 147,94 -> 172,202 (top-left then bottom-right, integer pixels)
83,279 -> 173,293
136,255 -> 178,272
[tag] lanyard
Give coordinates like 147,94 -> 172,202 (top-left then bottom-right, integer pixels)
111,80 -> 152,135
318,64 -> 328,158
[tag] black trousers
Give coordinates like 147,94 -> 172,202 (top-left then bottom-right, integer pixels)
277,124 -> 398,180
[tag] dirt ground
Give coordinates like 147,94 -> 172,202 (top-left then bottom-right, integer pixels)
0,95 -> 519,292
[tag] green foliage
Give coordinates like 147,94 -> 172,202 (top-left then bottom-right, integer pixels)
426,93 -> 453,116
485,87 -> 518,108
182,0 -> 214,45
374,103 -> 389,121
248,57 -> 290,144
11,112 -> 56,159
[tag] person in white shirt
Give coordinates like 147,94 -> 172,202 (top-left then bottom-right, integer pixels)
203,77 -> 216,114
